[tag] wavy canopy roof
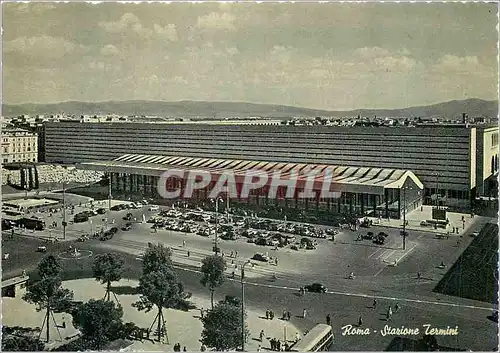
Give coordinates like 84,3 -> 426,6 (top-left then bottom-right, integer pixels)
79,154 -> 424,194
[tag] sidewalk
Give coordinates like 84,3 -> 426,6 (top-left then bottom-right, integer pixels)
365,205 -> 487,236
382,241 -> 418,266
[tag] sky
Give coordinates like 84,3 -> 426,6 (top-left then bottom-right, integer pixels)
2,2 -> 498,110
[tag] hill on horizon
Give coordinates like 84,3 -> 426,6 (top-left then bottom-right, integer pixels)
2,98 -> 497,118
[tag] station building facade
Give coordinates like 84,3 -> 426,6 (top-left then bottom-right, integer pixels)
79,154 -> 424,219
44,121 -> 498,209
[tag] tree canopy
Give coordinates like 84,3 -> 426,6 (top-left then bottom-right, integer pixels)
200,255 -> 226,309
142,243 -> 173,275
92,253 -> 125,301
37,254 -> 62,279
134,243 -> 188,343
1,326 -> 45,351
72,299 -> 124,350
23,255 -> 74,343
201,301 -> 249,351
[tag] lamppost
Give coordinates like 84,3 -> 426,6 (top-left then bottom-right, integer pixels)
211,197 -> 224,254
401,185 -> 413,251
62,181 -> 67,240
240,260 -> 252,351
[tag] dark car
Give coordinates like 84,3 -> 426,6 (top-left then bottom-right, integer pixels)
123,213 -> 134,221
110,205 -> 122,211
73,213 -> 89,223
96,208 -> 106,215
305,283 -> 327,293
363,232 -> 374,240
109,227 -> 119,234
254,237 -> 268,246
379,232 -> 389,238
221,295 -> 241,306
252,253 -> 269,262
122,223 -> 132,231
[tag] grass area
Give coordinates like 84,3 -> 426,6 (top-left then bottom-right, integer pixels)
1,234 -> 142,281
433,222 -> 499,304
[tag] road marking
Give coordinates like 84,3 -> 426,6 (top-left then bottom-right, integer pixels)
368,247 -> 383,258
171,265 -> 496,312
373,267 -> 386,277
397,244 -> 417,263
381,250 -> 395,261
378,249 -> 394,260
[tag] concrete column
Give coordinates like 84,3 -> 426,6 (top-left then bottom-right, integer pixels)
384,189 -> 389,219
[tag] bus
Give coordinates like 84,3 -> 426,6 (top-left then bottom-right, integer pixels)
20,217 -> 46,231
290,324 -> 334,352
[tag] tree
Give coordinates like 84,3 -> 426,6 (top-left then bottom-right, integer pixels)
23,255 -> 74,343
2,326 -> 45,351
134,244 -> 187,344
200,255 -> 226,309
142,243 -> 174,275
72,299 -> 124,350
201,301 -> 249,351
92,253 -> 124,302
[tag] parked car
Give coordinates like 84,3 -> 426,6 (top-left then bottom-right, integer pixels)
123,213 -> 134,221
221,295 -> 241,306
420,220 -> 430,227
470,231 -> 480,238
77,235 -> 89,242
252,253 -> 269,262
96,208 -> 106,215
304,283 -> 327,293
37,246 -> 47,253
122,223 -> 132,231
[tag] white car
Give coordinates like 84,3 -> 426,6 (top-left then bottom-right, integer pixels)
470,231 -> 480,238
149,205 -> 159,212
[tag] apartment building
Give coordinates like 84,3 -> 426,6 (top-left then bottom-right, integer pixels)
1,128 -> 38,164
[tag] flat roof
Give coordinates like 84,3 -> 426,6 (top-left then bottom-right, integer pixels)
4,198 -> 59,208
79,154 -> 423,195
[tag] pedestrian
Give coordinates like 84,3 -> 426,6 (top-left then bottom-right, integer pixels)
295,332 -> 300,342
235,251 -> 238,257
275,258 -> 279,266
183,346 -> 187,352
282,310 -> 287,320
420,205 -> 423,212
417,272 -> 421,280
373,298 -> 377,309
200,344 -> 206,351
388,306 -> 393,316
395,303 -> 400,312
270,338 -> 275,351
266,310 -> 269,320
270,310 -> 274,320
358,316 -> 363,326
260,329 -> 265,342
230,251 -> 234,258
277,340 -> 281,351
302,308 -> 307,319
187,250 -> 190,257
257,344 -> 261,352
183,240 -> 186,247
287,311 -> 291,321
200,307 -> 204,319
326,314 -> 331,325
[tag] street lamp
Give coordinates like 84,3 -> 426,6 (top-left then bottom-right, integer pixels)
240,260 -> 252,351
401,185 -> 413,251
211,198 -> 224,255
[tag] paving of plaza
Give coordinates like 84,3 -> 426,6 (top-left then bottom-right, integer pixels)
3,278 -> 297,352
2,195 -> 498,351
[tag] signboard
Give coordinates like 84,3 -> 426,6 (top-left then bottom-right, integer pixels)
432,208 -> 447,220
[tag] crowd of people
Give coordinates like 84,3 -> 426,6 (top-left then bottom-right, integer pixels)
2,164 -> 103,187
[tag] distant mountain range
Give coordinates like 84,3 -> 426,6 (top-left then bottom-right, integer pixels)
2,98 -> 497,119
